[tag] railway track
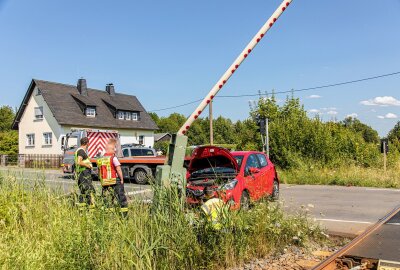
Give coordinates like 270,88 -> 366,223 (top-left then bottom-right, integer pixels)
314,205 -> 400,270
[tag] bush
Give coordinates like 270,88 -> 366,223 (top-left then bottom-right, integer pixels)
251,94 -> 380,169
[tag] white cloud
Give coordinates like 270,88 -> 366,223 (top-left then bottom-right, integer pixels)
385,113 -> 398,119
327,110 -> 338,115
321,107 -> 337,111
309,109 -> 320,113
360,96 -> 400,106
346,113 -> 358,118
308,95 -> 322,99
377,113 -> 398,119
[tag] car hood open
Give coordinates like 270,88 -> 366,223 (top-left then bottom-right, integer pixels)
187,146 -> 239,175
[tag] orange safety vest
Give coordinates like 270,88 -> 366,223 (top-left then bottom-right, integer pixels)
97,153 -> 117,186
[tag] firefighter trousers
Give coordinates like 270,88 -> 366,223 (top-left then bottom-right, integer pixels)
102,179 -> 128,212
77,169 -> 96,206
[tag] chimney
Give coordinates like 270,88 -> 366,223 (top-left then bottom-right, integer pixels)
77,78 -> 88,96
106,83 -> 115,96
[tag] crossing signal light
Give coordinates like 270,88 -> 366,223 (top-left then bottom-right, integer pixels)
257,118 -> 266,135
380,139 -> 389,154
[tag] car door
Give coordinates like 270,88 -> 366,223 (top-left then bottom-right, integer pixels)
256,153 -> 274,196
243,154 -> 263,201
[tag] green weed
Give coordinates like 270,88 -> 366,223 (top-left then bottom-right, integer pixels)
0,172 -> 324,269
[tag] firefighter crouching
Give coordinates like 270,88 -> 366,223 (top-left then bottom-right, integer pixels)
97,138 -> 128,216
75,137 -> 96,208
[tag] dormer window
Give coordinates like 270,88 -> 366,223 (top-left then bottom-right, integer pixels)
117,110 -> 139,121
86,107 -> 96,117
118,111 -> 125,120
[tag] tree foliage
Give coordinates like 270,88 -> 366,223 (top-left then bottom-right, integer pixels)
0,105 -> 15,132
252,95 -> 379,168
388,121 -> 400,150
0,131 -> 18,155
152,94 -> 383,169
0,105 -> 18,155
341,117 -> 379,144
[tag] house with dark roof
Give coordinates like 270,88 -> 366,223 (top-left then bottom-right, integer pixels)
12,78 -> 158,155
154,133 -> 172,143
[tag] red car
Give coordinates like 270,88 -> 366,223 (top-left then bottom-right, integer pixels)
186,146 -> 279,209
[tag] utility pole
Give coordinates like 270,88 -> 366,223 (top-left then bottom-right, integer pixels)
209,100 -> 214,145
383,140 -> 387,172
266,118 -> 269,157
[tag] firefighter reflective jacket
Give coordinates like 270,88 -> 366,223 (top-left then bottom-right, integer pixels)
74,147 -> 91,177
201,198 -> 225,230
97,153 -> 117,186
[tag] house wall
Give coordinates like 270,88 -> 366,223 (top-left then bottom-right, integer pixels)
18,86 -> 155,155
119,129 -> 154,147
18,87 -> 63,155
61,126 -> 155,148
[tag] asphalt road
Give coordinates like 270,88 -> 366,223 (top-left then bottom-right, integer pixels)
281,184 -> 400,237
0,167 -> 152,201
1,167 -> 399,237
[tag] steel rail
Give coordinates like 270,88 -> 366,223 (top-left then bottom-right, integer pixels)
313,205 -> 400,270
178,0 -> 294,135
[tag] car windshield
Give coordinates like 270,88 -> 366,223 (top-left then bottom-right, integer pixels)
233,155 -> 244,169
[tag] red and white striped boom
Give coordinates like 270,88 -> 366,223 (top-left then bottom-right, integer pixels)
178,0 -> 293,135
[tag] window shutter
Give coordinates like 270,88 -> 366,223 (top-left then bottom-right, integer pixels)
35,107 -> 43,116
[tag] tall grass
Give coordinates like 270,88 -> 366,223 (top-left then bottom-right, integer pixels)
280,162 -> 400,188
0,172 -> 324,269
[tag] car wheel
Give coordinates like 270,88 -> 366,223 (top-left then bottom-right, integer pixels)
240,190 -> 250,210
134,169 -> 148,185
271,180 -> 279,201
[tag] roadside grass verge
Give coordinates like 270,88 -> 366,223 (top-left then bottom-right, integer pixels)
0,172 -> 325,270
279,164 -> 400,188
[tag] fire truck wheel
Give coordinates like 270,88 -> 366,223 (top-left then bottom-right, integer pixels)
134,169 -> 148,185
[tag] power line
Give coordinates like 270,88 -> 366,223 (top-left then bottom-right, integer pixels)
150,99 -> 203,113
149,71 -> 400,112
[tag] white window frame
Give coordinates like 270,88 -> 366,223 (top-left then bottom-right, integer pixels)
34,106 -> 43,120
86,107 -> 96,117
132,112 -> 138,121
43,132 -> 52,146
118,111 -> 125,120
125,112 -> 131,120
26,134 -> 35,147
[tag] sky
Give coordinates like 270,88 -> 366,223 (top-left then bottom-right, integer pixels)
0,0 -> 399,136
